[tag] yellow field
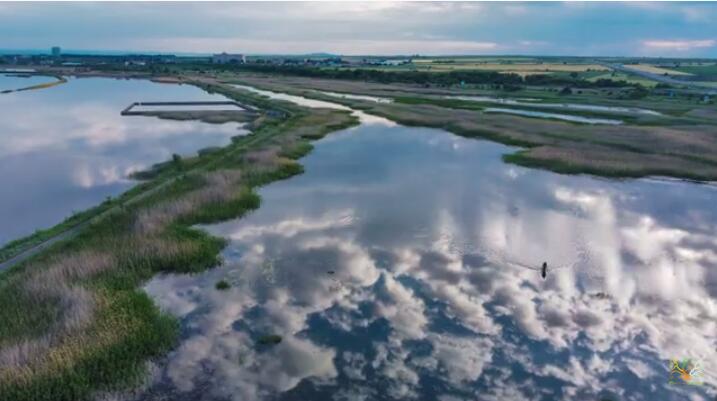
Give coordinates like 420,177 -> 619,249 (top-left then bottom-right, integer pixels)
627,64 -> 693,76
414,57 -> 536,63
414,62 -> 608,73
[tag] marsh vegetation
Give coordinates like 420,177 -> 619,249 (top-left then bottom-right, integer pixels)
0,79 -> 358,400
1,60 -> 715,400
227,74 -> 717,181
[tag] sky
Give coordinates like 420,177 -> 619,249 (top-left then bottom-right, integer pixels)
1,1 -> 717,57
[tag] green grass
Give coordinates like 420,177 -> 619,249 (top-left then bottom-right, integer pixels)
244,76 -> 716,180
671,64 -> 717,78
587,71 -> 658,87
502,149 -> 715,182
0,79 -> 359,401
502,150 -> 636,178
0,181 -> 155,264
279,141 -> 314,159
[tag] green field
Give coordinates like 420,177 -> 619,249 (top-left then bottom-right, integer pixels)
671,63 -> 717,79
586,71 -> 659,87
340,57 -> 608,76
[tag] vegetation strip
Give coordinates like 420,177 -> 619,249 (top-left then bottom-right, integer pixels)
226,74 -> 717,181
0,78 -> 358,401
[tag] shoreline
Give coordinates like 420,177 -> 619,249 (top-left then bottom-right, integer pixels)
3,68 -> 716,268
0,74 -> 260,266
222,74 -> 717,182
0,73 -> 360,401
0,74 -> 67,94
0,67 -> 715,400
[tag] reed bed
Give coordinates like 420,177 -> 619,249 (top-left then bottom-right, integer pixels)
236,74 -> 717,181
0,83 -> 358,401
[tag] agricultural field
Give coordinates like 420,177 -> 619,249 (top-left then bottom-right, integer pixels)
624,64 -> 693,76
586,71 -> 659,87
406,59 -> 609,75
670,63 -> 717,79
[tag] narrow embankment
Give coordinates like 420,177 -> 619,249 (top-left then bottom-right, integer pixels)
0,75 -> 67,94
0,79 -> 359,401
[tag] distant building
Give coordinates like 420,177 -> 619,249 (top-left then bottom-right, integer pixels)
381,59 -> 411,66
364,58 -> 411,66
51,46 -> 61,57
212,53 -> 246,64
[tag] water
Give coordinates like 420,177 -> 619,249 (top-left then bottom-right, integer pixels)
450,95 -> 662,116
232,83 -> 392,125
233,84 -> 353,111
0,73 -> 56,91
0,76 -> 247,245
318,90 -> 393,103
484,107 -> 624,125
550,103 -> 661,116
142,88 -> 717,401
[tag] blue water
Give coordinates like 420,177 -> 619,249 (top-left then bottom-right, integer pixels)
0,72 -> 54,91
143,94 -> 717,401
0,76 -> 246,245
484,107 -> 623,125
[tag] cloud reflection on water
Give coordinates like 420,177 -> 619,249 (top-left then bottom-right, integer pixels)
0,76 -> 246,244
143,123 -> 716,401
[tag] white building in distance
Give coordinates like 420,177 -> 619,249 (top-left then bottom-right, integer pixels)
212,53 -> 246,64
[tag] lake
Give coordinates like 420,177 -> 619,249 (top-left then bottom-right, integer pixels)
0,73 -> 56,91
142,88 -> 717,401
0,75 -> 246,245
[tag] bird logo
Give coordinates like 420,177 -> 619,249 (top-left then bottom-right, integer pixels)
668,358 -> 704,386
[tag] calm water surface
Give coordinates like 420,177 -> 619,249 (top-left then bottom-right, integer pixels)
450,95 -> 662,116
0,73 -> 55,91
142,90 -> 717,401
0,76 -> 246,245
233,84 -> 353,111
484,107 -> 624,125
317,90 -> 393,103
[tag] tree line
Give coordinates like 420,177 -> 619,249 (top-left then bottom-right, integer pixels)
220,64 -> 642,89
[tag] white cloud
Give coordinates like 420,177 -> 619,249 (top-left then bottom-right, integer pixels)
140,137 -> 717,400
134,37 -> 500,56
643,39 -> 716,51
518,40 -> 550,47
428,333 -> 494,383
